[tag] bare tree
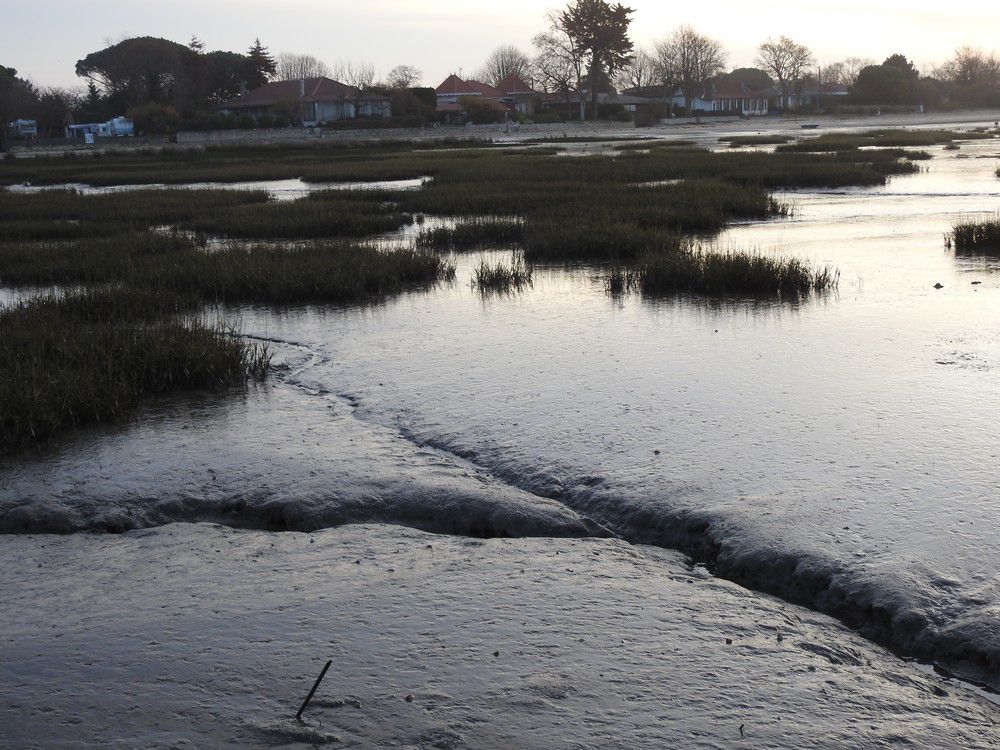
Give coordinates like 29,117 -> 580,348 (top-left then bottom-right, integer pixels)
936,47 -> 1000,88
276,53 -> 330,81
387,64 -> 422,89
477,45 -> 533,87
654,26 -> 726,116
533,10 -> 588,120
756,36 -> 814,110
616,49 -> 657,91
824,57 -> 875,87
339,60 -> 377,91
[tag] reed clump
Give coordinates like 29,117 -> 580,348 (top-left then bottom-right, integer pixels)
951,216 -> 1000,253
613,248 -> 838,297
472,253 -> 533,292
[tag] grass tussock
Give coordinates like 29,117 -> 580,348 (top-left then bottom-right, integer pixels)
951,215 -> 1000,253
611,248 -> 838,297
416,217 -> 525,250
472,253 -> 533,293
0,288 -> 270,454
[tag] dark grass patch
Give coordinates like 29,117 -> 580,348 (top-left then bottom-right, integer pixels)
776,129 -> 992,154
0,232 -> 199,286
720,135 -> 794,147
951,216 -> 1000,253
0,287 -> 270,454
472,253 -> 533,292
0,233 -> 456,304
613,248 -> 838,297
0,189 -> 270,241
187,198 -> 411,240
416,217 -> 525,250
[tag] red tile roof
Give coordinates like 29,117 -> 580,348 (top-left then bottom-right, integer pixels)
497,74 -> 538,95
435,75 -> 507,99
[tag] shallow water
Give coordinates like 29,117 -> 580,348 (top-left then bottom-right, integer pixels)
3,137 -> 1000,689
5,175 -> 431,200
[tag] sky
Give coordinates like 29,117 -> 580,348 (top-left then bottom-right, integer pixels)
3,0 -> 1000,89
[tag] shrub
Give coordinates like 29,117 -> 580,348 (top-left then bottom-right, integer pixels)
530,111 -> 563,124
126,102 -> 181,136
237,114 -> 257,130
460,96 -> 507,124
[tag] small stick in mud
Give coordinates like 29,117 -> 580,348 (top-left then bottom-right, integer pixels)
296,659 -> 333,722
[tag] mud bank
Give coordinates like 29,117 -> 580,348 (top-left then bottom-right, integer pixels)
2,523 -> 997,749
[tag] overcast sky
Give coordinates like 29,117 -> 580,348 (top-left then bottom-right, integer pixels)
4,0 -> 999,89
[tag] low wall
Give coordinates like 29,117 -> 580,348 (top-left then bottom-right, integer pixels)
175,121 -> 638,146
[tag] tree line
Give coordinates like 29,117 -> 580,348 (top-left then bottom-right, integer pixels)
3,0 -> 1000,137
471,1 -> 1000,118
1,36 -> 427,137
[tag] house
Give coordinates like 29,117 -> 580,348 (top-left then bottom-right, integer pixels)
65,117 -> 134,140
219,77 -> 391,126
700,77 -> 771,116
624,77 -> 772,116
435,74 -> 541,119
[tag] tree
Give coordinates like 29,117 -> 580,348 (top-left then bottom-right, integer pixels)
616,49 -> 657,91
477,45 -> 533,87
824,57 -> 875,87
935,47 -> 1000,107
756,36 -> 814,111
34,87 -> 81,136
883,54 -> 919,80
852,64 -> 914,104
729,67 -> 773,90
0,66 -> 38,147
387,64 -> 422,89
75,36 -> 198,111
555,0 -> 635,118
245,38 -> 276,89
203,50 -> 253,103
654,26 -> 726,115
276,53 -> 330,81
533,12 -> 588,119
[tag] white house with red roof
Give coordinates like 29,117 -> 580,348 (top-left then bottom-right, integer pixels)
220,77 -> 391,126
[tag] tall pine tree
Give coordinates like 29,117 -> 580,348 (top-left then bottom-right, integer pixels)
245,38 -> 276,89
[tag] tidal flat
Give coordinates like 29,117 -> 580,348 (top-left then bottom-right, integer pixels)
2,122 -> 1000,747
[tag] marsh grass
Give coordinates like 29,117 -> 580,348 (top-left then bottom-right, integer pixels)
0,233 -> 456,303
187,198 -> 411,239
721,135 -> 794,147
607,248 -> 837,297
777,129 -> 992,153
472,253 -> 533,292
951,215 -> 1000,253
0,288 -> 270,454
415,217 -> 525,250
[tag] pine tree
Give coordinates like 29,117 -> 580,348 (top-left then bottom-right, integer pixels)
246,38 -> 277,89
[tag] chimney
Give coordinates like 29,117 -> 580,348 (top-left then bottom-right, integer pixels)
299,78 -> 306,98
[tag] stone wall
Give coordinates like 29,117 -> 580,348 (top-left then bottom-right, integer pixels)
175,121 -> 637,146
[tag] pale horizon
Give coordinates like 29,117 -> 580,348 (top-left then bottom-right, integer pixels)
4,0 -> 1000,90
